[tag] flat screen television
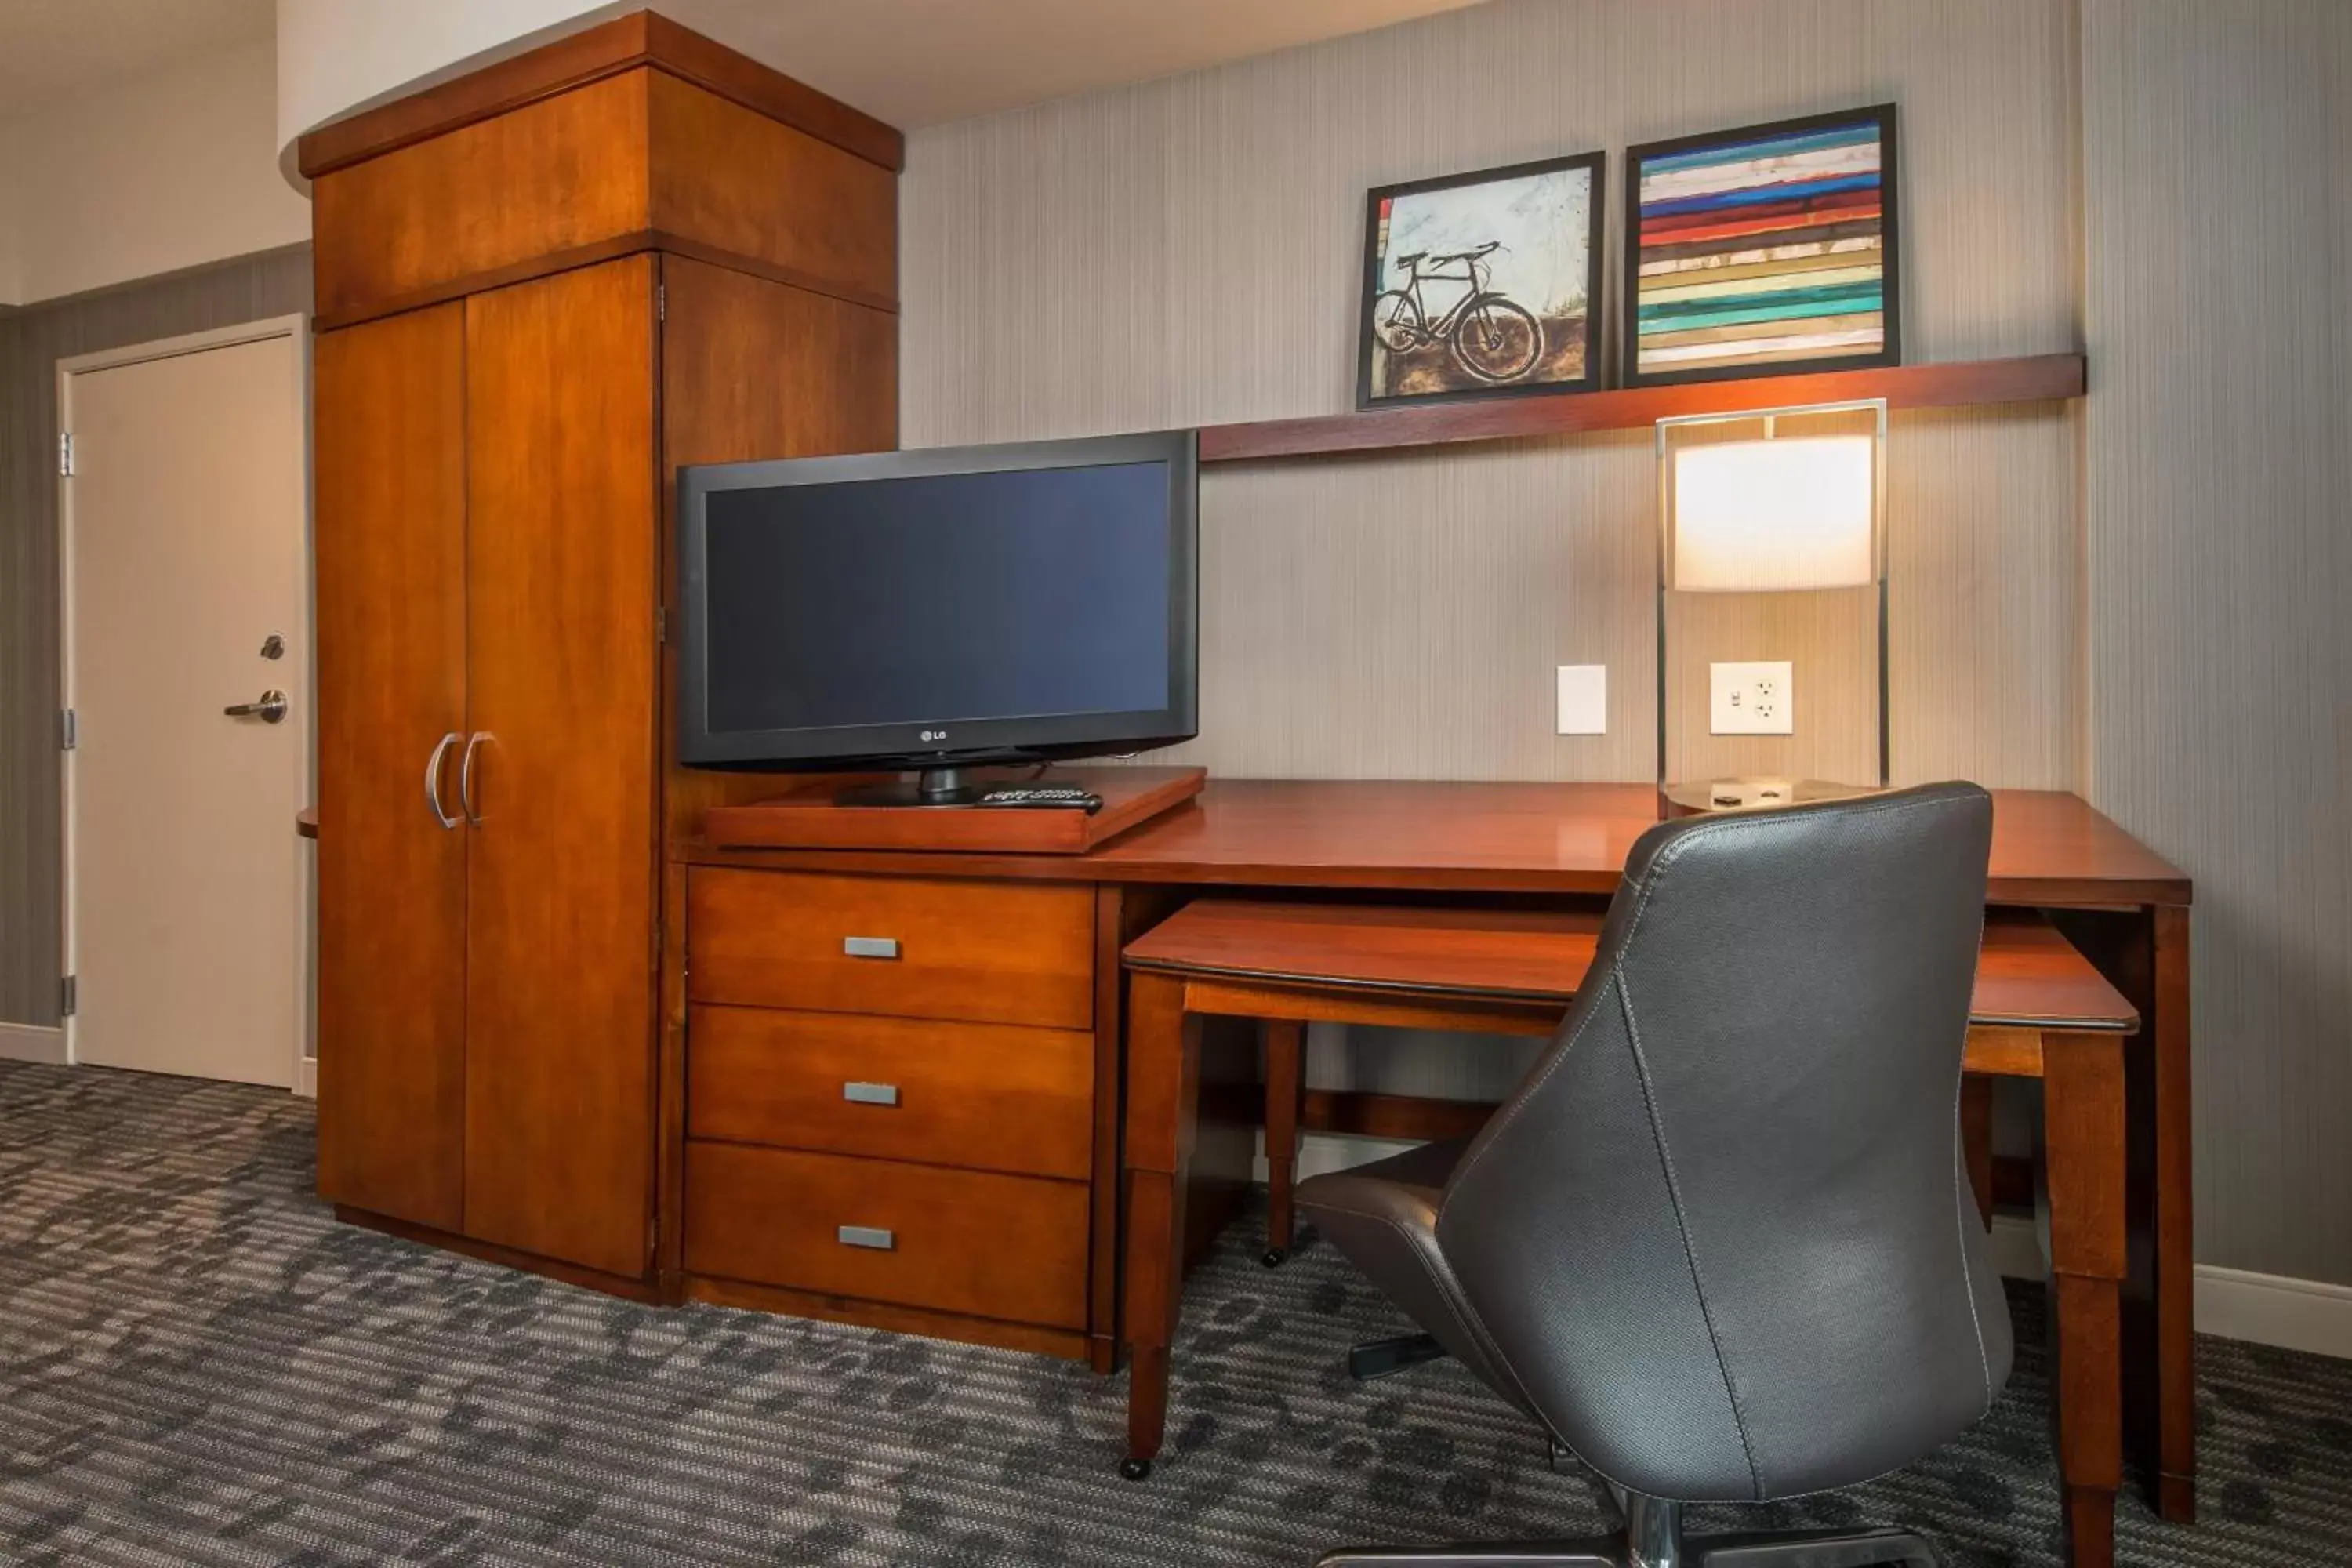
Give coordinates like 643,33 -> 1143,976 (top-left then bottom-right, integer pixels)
677,430 -> 1198,802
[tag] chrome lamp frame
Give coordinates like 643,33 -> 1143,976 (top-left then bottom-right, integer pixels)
1653,397 -> 1891,803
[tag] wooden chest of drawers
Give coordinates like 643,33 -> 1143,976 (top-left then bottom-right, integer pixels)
681,867 -> 1104,1356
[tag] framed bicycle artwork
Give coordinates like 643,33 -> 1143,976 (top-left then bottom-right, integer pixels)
1356,151 -> 1606,409
1623,104 -> 1900,387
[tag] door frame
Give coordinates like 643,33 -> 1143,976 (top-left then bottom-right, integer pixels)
56,314 -> 315,1089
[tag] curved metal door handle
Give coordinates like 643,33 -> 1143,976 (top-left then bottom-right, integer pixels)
224,689 -> 289,723
459,731 -> 492,826
424,732 -> 462,829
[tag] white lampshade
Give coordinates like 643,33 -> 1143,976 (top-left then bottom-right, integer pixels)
1668,433 -> 1878,593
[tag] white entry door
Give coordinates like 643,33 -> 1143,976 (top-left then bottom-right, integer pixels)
60,319 -> 310,1087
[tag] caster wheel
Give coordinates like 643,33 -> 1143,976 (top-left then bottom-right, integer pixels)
1119,1457 -> 1152,1482
1261,1247 -> 1288,1268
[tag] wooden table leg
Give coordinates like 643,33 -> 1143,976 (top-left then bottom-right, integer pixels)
1262,1018 -> 1305,1265
1121,1167 -> 1182,1479
2056,902 -> 2197,1524
2044,1029 -> 2128,1568
1961,1072 -> 1995,1229
1120,971 -> 1196,1479
2149,906 -> 2197,1522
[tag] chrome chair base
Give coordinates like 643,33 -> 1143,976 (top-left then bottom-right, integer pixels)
1347,1332 -> 1450,1381
1317,1497 -> 1946,1568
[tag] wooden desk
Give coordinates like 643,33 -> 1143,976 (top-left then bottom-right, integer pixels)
678,781 -> 2193,1537
1123,902 -> 2136,1566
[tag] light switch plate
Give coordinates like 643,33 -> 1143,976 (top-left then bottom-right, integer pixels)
1710,661 -> 1794,735
1556,665 -> 1606,735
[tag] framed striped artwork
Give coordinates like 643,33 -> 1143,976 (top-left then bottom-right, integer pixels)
1623,104 -> 1900,387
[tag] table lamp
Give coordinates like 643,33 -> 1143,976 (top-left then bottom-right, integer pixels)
1654,398 -> 1889,812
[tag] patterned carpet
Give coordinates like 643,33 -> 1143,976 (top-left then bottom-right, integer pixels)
2,1062 -> 2349,1567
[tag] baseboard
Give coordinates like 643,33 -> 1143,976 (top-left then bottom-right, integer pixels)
1283,1150 -> 2352,1360
1283,1145 -> 2063,1280
0,1029 -> 314,1092
2195,1264 -> 2352,1360
1991,1213 -> 2045,1281
1992,1216 -> 2352,1358
0,1022 -> 67,1065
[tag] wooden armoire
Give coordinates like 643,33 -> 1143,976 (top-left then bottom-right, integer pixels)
307,13 -> 899,1291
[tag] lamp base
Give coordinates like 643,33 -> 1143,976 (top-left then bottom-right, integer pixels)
1660,776 -> 1885,817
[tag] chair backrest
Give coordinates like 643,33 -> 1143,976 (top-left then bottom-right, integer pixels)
1435,783 -> 2012,1504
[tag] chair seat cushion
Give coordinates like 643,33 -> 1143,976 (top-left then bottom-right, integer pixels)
1296,1139 -> 1535,1419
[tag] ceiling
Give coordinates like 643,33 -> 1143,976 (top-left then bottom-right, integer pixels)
0,0 -> 275,116
662,0 -> 1495,128
3,0 -> 1495,144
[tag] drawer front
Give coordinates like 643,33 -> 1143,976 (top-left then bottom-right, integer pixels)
688,869 -> 1094,1029
688,1005 -> 1093,1179
684,1142 -> 1090,1328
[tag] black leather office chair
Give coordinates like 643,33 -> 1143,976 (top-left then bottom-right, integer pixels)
1298,784 -> 2010,1568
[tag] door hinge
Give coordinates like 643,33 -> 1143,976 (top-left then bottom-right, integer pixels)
58,433 -> 74,477
59,975 -> 76,1018
655,606 -> 668,644
59,709 -> 77,750
657,283 -> 667,322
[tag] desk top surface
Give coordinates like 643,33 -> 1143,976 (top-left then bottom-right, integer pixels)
687,780 -> 2190,906
1125,900 -> 2140,1033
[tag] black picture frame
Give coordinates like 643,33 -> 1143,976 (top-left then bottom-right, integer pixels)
1356,151 -> 1607,410
1621,103 -> 1900,389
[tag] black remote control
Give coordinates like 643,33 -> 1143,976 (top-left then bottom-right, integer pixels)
977,786 -> 1104,814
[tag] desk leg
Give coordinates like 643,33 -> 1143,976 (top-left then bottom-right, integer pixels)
2149,906 -> 2197,1522
2059,903 -> 2198,1524
1263,1019 -> 1305,1265
1121,972 -> 1195,1479
2045,1029 -> 2127,1568
1122,1168 -> 1183,1477
1960,1073 -> 1995,1229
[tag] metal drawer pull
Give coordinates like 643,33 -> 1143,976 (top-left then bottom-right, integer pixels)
842,935 -> 899,960
842,1081 -> 900,1106
837,1225 -> 895,1250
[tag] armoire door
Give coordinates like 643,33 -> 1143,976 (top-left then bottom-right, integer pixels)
314,304 -> 471,1229
461,256 -> 661,1279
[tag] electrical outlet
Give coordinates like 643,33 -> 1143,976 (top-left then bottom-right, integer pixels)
1556,665 -> 1606,735
1710,661 -> 1794,735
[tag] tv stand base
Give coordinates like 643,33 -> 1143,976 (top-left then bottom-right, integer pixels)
705,765 -> 1207,854
834,766 -> 984,807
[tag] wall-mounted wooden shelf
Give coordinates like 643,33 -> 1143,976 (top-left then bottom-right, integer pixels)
1197,353 -> 2085,464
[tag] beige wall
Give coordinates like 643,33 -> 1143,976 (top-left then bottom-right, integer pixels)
2082,0 -> 2352,1284
0,118 -> 20,305
901,0 -> 2089,1207
902,0 -> 2082,790
274,0 -> 620,181
3,37 -> 309,307
0,249 -> 314,1029
904,0 -> 2352,1287
901,0 -> 2083,1139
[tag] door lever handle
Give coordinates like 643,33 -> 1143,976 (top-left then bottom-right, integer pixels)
459,731 -> 492,826
424,732 -> 463,829
223,689 -> 289,724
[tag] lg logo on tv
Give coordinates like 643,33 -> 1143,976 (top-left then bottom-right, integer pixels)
920,730 -> 948,742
